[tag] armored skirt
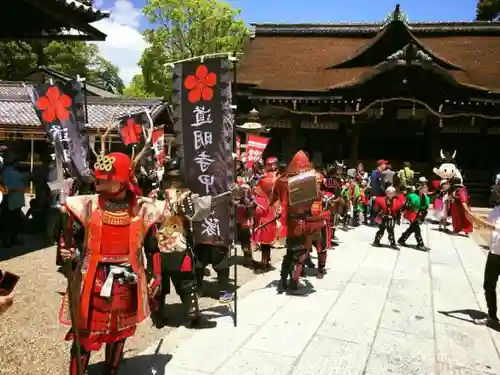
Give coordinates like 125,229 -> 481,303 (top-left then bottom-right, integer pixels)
63,264 -> 139,351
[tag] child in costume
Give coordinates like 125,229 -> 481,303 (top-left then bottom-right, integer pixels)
341,178 -> 361,228
373,186 -> 403,249
398,181 -> 431,250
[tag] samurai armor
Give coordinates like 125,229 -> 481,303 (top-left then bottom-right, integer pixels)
287,170 -> 319,206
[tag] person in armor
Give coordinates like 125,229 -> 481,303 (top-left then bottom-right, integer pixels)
193,172 -> 245,303
252,175 -> 277,273
398,181 -> 431,250
58,151 -> 164,375
149,158 -> 216,328
272,151 -> 327,294
324,163 -> 343,197
373,186 -> 403,249
309,171 -> 333,278
264,156 -> 278,177
235,176 -> 256,269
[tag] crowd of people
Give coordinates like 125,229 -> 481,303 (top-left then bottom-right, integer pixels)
2,142 -> 500,375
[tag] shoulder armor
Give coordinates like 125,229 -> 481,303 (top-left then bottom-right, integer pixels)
64,195 -> 98,223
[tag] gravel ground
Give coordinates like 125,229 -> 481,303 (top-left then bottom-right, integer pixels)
0,234 -> 286,375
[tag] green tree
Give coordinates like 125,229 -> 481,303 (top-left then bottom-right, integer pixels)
476,0 -> 500,20
140,0 -> 250,98
87,56 -> 125,94
0,41 -> 124,94
123,74 -> 155,98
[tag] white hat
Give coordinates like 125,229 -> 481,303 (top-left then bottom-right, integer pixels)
419,176 -> 428,183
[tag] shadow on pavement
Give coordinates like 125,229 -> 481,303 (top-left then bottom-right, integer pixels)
437,309 -> 500,332
0,233 -> 54,261
88,353 -> 173,375
265,278 -> 316,296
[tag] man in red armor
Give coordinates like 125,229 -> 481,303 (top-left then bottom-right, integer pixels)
272,151 -> 328,294
58,151 -> 164,375
252,175 -> 277,273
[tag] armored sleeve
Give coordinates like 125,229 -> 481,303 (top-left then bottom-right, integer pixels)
143,227 -> 162,282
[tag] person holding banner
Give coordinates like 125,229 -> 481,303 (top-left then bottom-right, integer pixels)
58,149 -> 165,375
149,157 -> 221,328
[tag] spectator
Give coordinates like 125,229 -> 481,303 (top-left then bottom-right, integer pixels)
381,163 -> 395,188
355,162 -> 368,184
2,152 -> 28,247
369,160 -> 387,224
370,160 -> 387,197
398,161 -> 415,189
0,293 -> 13,315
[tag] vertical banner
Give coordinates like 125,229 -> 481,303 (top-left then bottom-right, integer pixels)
26,82 -> 91,179
236,135 -> 241,161
172,57 -> 234,247
119,113 -> 144,146
152,126 -> 165,167
245,134 -> 270,169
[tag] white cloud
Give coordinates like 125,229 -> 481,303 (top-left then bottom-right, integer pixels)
90,0 -> 148,84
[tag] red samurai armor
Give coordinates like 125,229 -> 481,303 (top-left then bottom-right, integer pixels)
59,152 -> 164,375
253,175 -> 277,270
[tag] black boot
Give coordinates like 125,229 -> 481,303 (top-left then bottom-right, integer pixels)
277,277 -> 287,294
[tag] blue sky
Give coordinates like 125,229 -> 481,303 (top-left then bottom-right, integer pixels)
122,0 -> 478,29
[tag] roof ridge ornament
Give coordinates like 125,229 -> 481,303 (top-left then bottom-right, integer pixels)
387,43 -> 432,62
381,4 -> 410,29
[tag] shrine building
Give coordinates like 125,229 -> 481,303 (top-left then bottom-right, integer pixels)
235,4 -> 500,202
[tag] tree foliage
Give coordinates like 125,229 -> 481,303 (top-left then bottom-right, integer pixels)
139,0 -> 250,98
476,0 -> 500,21
123,74 -> 155,98
0,41 -> 124,94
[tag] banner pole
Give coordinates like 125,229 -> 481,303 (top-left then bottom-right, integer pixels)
231,52 -> 238,327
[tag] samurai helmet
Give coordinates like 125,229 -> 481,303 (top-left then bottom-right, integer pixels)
254,174 -> 275,197
286,150 -> 312,175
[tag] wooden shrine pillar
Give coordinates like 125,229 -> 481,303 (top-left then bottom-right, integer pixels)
283,116 -> 300,161
348,121 -> 360,165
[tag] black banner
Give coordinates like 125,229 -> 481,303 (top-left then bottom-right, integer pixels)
27,82 -> 91,180
172,57 -> 234,247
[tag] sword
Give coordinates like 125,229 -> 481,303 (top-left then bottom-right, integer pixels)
50,143 -> 84,375
254,214 -> 281,231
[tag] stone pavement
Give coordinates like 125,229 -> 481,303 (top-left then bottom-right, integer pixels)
125,220 -> 500,375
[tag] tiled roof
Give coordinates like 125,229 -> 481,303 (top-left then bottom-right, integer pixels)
237,34 -> 500,93
251,21 -> 500,36
0,96 -> 167,129
58,0 -> 108,23
36,67 -> 119,98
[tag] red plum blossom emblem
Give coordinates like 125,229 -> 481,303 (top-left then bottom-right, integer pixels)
36,86 -> 72,123
184,64 -> 217,103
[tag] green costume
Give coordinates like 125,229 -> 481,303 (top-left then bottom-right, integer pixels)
399,191 -> 430,250
405,192 -> 430,222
